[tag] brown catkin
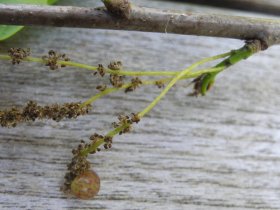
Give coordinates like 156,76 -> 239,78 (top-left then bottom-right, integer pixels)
42,50 -> 70,70
0,101 -> 91,127
8,48 -> 30,64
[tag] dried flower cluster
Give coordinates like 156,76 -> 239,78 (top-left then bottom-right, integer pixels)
155,80 -> 165,88
96,84 -> 107,92
125,77 -> 143,93
0,41 -> 261,200
85,133 -> 113,151
96,64 -> 106,77
108,61 -> 123,70
112,113 -> 140,134
0,101 -> 91,127
91,60 -> 145,94
107,61 -> 124,88
8,48 -> 30,64
63,151 -> 91,193
63,112 -> 140,194
63,136 -> 102,194
42,50 -> 70,70
109,74 -> 124,88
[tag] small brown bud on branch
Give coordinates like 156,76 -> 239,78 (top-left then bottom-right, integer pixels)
102,0 -> 131,19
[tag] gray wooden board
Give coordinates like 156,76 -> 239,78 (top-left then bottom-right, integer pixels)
0,0 -> 280,209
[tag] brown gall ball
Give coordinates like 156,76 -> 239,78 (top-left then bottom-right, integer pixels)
71,170 -> 100,199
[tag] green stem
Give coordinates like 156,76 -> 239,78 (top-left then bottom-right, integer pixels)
80,66 -> 224,108
80,87 -> 122,108
79,66 -> 224,156
79,67 -> 226,156
199,41 -> 261,95
139,41 -> 261,116
77,43 -> 260,157
137,54 -> 229,118
80,124 -> 128,156
138,66 -> 192,118
0,51 -> 230,77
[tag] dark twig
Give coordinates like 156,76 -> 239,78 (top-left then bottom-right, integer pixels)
0,0 -> 280,47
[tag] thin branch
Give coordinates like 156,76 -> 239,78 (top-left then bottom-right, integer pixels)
0,1 -> 280,47
172,0 -> 280,16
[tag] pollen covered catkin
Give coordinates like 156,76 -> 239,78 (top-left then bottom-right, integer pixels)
0,101 -> 91,127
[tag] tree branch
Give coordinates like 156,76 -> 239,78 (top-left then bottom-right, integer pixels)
0,0 -> 280,47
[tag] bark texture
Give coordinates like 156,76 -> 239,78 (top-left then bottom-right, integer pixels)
102,0 -> 131,19
0,2 -> 280,46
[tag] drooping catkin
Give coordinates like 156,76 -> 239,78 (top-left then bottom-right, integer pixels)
0,101 -> 91,127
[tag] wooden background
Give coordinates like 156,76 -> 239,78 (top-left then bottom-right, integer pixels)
1,0 -> 280,209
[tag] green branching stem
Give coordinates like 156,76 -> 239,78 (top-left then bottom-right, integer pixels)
0,51 -> 231,77
78,45 -> 257,157
0,41 -> 262,159
79,124 -> 128,156
137,54 -> 228,117
78,41 -> 262,157
80,66 -> 224,108
198,40 -> 261,95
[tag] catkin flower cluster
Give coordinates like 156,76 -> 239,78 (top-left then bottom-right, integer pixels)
62,113 -> 140,193
42,50 -> 70,70
8,48 -> 30,64
0,101 -> 91,127
1,41 -> 260,200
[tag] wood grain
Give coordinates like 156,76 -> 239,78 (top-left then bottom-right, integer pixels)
0,0 -> 280,209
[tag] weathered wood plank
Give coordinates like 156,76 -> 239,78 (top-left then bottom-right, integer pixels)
0,0 -> 280,209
